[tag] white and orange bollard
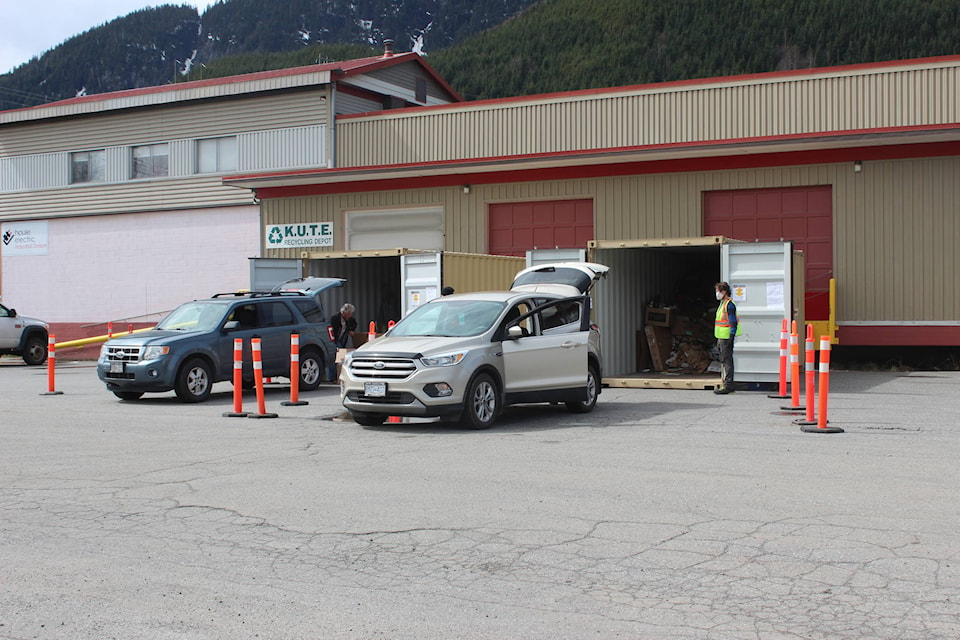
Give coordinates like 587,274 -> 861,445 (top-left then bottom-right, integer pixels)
247,337 -> 278,419
802,336 -> 844,433
767,318 -> 790,399
281,333 -> 308,407
222,338 -> 248,417
368,321 -> 376,343
40,334 -> 63,396
778,321 -> 805,412
794,325 -> 818,426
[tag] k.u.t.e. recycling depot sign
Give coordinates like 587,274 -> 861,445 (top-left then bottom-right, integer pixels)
265,222 -> 333,248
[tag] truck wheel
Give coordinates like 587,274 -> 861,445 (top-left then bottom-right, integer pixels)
175,358 -> 212,403
566,364 -> 600,414
298,349 -> 323,391
113,391 -> 144,401
22,334 -> 47,366
351,412 -> 386,427
463,373 -> 499,429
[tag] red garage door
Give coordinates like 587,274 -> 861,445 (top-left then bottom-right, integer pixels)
704,186 -> 833,320
488,199 -> 594,257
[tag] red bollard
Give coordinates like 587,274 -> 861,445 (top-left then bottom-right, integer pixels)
368,320 -> 376,343
281,333 -> 308,407
247,337 -> 278,419
107,321 -> 113,339
127,323 -> 133,335
222,338 -> 248,417
802,336 -> 844,433
768,318 -> 790,399
40,334 -> 63,396
779,321 -> 805,412
388,320 -> 396,329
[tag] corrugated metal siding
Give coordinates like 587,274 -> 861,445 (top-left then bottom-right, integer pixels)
1,70 -> 334,126
0,176 -> 253,219
0,153 -> 67,190
238,126 -> 327,171
442,253 -> 526,293
336,92 -> 383,115
364,64 -> 450,101
0,92 -> 327,156
337,62 -> 959,166
262,155 -> 959,326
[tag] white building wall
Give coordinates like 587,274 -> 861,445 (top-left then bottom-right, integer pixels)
1,206 -> 260,324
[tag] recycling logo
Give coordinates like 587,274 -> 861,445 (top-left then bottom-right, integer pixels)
267,226 -> 284,245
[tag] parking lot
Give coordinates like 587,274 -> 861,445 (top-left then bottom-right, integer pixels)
2,358 -> 959,640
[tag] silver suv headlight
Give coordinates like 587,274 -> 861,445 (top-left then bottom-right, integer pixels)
142,345 -> 170,361
99,344 -> 109,360
420,351 -> 467,367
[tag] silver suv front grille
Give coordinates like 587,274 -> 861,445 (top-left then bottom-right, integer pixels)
348,356 -> 417,380
104,346 -> 142,362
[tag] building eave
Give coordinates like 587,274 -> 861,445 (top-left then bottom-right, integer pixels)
222,125 -> 960,196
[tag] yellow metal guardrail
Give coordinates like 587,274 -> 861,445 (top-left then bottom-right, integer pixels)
55,327 -> 155,350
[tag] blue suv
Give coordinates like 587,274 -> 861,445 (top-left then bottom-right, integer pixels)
97,278 -> 343,402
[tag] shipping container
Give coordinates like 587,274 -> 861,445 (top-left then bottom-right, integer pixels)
586,237 -> 800,389
255,250 -> 526,337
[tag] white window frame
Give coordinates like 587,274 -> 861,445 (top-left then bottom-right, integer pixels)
131,143 -> 169,179
196,136 -> 238,174
70,149 -> 106,184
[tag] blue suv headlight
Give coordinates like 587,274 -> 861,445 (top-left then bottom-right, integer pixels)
142,346 -> 170,361
420,351 -> 466,367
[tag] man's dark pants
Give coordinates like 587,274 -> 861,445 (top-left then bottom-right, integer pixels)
717,338 -> 734,389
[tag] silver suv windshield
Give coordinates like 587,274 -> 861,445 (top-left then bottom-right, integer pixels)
156,302 -> 226,332
391,299 -> 506,337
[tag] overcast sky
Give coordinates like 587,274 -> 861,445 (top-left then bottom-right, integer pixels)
2,1 -> 220,74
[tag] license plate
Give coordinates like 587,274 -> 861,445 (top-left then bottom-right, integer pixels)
364,382 -> 386,397
110,362 -> 124,374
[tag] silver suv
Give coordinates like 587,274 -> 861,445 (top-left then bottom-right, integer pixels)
340,263 -> 609,429
0,302 -> 49,365
97,278 -> 343,402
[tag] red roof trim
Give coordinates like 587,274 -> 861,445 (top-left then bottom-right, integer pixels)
339,54 -> 960,121
253,141 -> 959,199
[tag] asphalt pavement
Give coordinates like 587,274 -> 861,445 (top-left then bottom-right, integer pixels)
2,357 -> 959,639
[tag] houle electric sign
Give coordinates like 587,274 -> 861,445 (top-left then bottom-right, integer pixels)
265,223 -> 333,248
1,221 -> 49,256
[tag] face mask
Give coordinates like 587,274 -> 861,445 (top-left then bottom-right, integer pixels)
715,291 -> 724,301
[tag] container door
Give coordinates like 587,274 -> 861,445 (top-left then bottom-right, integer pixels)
400,252 -> 443,317
249,258 -> 300,292
721,242 -> 792,383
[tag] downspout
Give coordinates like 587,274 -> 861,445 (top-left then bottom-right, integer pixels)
328,83 -> 336,169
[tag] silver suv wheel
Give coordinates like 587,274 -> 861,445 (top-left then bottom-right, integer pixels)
464,373 -> 499,430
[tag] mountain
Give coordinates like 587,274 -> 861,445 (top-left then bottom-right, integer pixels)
1,0 -> 959,110
0,0 -> 539,110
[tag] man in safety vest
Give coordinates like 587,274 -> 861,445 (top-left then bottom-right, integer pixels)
714,282 -> 742,394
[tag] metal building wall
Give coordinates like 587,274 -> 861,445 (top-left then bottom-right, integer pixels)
1,91 -> 328,156
336,60 -> 959,166
262,155 -> 959,327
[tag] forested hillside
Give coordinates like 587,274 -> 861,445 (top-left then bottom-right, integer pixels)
429,0 -> 960,99
1,0 -> 958,110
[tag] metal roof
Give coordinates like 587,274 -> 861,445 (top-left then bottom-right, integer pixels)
0,52 -> 462,126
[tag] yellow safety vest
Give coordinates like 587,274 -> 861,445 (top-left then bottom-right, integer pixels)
715,299 -> 743,339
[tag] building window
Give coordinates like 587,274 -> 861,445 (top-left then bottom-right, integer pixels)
415,78 -> 427,103
197,136 -> 238,174
70,150 -> 105,184
132,143 -> 169,179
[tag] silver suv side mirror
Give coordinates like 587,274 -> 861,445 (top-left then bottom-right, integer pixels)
507,325 -> 524,339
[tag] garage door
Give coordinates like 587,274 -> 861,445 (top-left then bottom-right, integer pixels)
488,199 -> 593,257
704,186 -> 832,320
